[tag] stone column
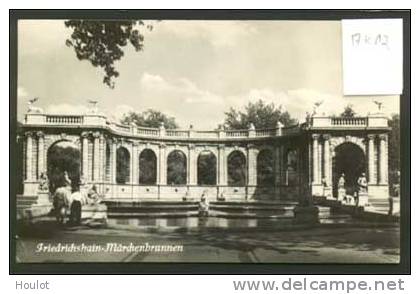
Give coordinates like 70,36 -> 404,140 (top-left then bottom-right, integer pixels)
323,135 -> 331,186
81,132 -> 89,180
312,134 -> 320,184
93,132 -> 100,182
367,134 -> 376,184
217,145 -> 227,186
188,144 -> 197,185
98,135 -> 105,183
132,143 -> 139,184
247,145 -> 257,186
379,134 -> 389,185
37,131 -> 45,178
25,132 -> 33,181
158,143 -> 166,185
111,140 -> 117,183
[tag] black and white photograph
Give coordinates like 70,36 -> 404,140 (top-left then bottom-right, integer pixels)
10,10 -> 409,273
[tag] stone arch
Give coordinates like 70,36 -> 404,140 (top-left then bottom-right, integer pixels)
45,135 -> 81,155
139,148 -> 157,184
167,149 -> 187,185
332,142 -> 366,197
257,148 -> 275,186
330,136 -> 366,155
116,146 -> 130,184
47,139 -> 81,192
227,150 -> 247,186
285,147 -> 298,186
197,150 -> 217,185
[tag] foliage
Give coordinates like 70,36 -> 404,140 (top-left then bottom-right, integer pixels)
167,150 -> 187,185
227,151 -> 247,186
47,144 -> 81,192
257,150 -> 275,186
139,149 -> 157,184
65,20 -> 151,88
388,114 -> 400,189
223,99 -> 297,130
116,147 -> 130,184
340,104 -> 356,118
332,143 -> 366,196
121,109 -> 178,129
16,122 -> 24,194
197,152 -> 217,185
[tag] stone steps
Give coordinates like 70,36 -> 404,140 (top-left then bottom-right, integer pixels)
211,200 -> 298,206
105,200 -> 353,223
16,195 -> 38,211
366,198 -> 391,214
108,211 -> 295,219
317,206 -> 353,223
105,199 -> 302,219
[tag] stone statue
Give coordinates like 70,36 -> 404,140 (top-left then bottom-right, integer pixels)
87,100 -> 99,114
356,172 -> 368,206
338,173 -> 345,188
63,171 -> 72,189
27,97 -> 43,114
374,100 -> 383,111
199,191 -> 210,217
337,173 -> 346,202
321,177 -> 328,197
79,175 -> 88,194
38,172 -> 49,192
357,173 -> 368,194
312,100 -> 324,117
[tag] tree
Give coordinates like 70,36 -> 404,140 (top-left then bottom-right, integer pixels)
223,99 -> 297,130
167,151 -> 187,185
227,151 -> 247,186
197,152 -> 217,185
388,114 -> 400,190
121,109 -> 178,129
65,20 -> 152,88
47,143 -> 81,193
16,121 -> 24,194
340,104 -> 356,118
139,149 -> 157,185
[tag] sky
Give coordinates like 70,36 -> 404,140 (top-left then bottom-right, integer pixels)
17,20 -> 399,129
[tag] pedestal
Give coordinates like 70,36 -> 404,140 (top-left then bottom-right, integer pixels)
338,188 -> 346,202
37,191 -> 51,205
23,181 -> 39,195
323,187 -> 333,199
358,191 -> 369,206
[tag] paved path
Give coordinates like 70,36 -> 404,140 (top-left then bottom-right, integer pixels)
15,220 -> 400,264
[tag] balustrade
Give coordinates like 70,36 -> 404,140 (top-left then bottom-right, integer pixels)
331,117 -> 368,126
45,115 -> 84,124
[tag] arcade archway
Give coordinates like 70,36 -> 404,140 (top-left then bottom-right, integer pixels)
227,150 -> 247,186
47,140 -> 81,193
197,150 -> 217,185
257,149 -> 275,186
139,149 -> 157,184
332,142 -> 366,197
116,146 -> 130,184
167,150 -> 187,185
